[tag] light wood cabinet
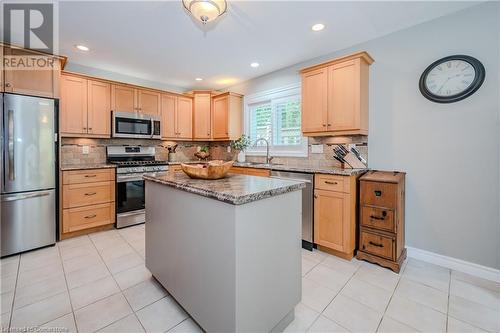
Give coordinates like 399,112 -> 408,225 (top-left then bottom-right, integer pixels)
111,84 -> 136,113
229,167 -> 271,177
87,80 -> 111,136
111,84 -> 160,115
211,92 -> 243,140
160,94 -> 193,140
137,89 -> 160,115
193,92 -> 212,140
314,173 -> 359,260
177,96 -> 193,139
301,51 -> 373,136
60,73 -> 111,138
61,74 -> 87,135
3,46 -> 61,98
61,168 -> 115,237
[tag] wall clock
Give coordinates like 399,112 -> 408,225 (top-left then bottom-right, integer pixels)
419,55 -> 485,103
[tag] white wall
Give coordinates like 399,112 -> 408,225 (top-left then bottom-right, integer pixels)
229,3 -> 500,269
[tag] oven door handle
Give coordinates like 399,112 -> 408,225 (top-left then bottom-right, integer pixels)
117,175 -> 145,182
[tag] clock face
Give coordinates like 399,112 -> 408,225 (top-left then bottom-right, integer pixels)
425,60 -> 476,97
419,55 -> 485,103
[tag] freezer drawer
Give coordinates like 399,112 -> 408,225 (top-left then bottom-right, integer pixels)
1,189 -> 56,256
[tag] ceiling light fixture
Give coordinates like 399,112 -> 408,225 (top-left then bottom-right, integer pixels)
75,44 -> 90,51
311,23 -> 325,32
182,0 -> 227,25
195,78 -> 203,81
250,62 -> 259,68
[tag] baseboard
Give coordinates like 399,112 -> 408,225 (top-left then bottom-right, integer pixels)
406,246 -> 500,283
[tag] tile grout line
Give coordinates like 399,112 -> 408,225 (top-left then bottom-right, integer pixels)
87,231 -> 139,332
57,240 -> 81,332
308,261 -> 362,332
6,255 -> 21,331
445,269 -> 451,332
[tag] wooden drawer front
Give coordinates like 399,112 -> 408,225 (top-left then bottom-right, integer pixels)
63,182 -> 114,208
63,169 -> 114,185
361,206 -> 395,232
169,165 -> 183,173
360,181 -> 397,209
315,174 -> 348,193
360,230 -> 394,260
230,167 -> 271,177
63,203 -> 115,233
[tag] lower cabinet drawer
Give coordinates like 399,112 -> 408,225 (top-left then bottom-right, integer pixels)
361,206 -> 395,232
230,167 -> 271,177
315,174 -> 347,193
62,203 -> 115,233
360,230 -> 394,260
63,181 -> 114,208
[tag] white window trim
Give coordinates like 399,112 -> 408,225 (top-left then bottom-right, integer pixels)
243,83 -> 308,158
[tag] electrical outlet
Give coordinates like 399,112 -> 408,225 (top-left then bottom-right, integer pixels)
82,145 -> 90,154
311,144 -> 324,154
227,146 -> 231,153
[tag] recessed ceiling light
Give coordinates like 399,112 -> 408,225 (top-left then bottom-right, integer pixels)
195,78 -> 203,81
250,62 -> 259,68
75,44 -> 90,51
311,23 -> 325,32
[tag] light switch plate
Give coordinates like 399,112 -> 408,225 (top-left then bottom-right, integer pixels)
82,145 -> 90,154
311,144 -> 324,154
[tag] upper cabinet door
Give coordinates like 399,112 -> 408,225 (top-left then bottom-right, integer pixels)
161,94 -> 177,139
176,96 -> 193,139
111,84 -> 136,113
60,74 -> 88,135
4,47 -> 60,98
137,89 -> 160,115
193,93 -> 211,139
87,80 -> 111,137
327,59 -> 360,132
212,95 -> 229,139
301,68 -> 328,133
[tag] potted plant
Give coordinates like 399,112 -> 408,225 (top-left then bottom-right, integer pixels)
231,135 -> 251,163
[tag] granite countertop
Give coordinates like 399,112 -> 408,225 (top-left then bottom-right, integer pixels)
143,172 -> 306,205
60,163 -> 116,171
232,162 -> 367,176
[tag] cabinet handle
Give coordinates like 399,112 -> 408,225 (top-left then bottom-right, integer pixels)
324,181 -> 338,185
84,214 -> 97,219
374,190 -> 382,197
370,215 -> 385,221
84,175 -> 97,178
368,241 -> 384,248
314,194 -> 318,199
322,124 -> 326,127
5,83 -> 11,87
328,123 -> 332,126
84,192 -> 97,196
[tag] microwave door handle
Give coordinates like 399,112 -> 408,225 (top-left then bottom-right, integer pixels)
7,109 -> 15,181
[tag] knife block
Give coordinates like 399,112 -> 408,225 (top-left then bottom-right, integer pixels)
341,152 -> 367,169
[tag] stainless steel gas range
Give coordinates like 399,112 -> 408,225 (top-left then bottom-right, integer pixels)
107,146 -> 168,228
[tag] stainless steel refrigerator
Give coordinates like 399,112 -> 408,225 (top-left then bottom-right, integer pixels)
1,93 -> 57,257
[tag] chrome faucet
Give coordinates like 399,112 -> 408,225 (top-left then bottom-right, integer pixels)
254,138 -> 274,164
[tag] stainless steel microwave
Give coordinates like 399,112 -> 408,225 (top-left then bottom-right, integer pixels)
112,111 -> 161,139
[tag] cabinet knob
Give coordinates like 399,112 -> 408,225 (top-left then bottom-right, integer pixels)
322,124 -> 326,127
328,124 -> 332,126
314,194 -> 318,199
5,83 -> 11,88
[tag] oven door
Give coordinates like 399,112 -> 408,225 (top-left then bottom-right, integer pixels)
113,112 -> 153,139
116,173 -> 145,228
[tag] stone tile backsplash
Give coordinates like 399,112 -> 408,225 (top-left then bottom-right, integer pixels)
61,138 -> 368,169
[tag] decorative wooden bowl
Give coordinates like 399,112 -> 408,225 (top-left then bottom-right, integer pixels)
181,160 -> 234,180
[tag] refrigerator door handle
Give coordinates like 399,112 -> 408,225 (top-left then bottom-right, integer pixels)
7,109 -> 15,180
2,191 -> 50,202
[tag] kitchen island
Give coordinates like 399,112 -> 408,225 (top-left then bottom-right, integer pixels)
143,172 -> 305,333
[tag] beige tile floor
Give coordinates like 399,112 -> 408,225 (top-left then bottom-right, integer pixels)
1,225 -> 499,333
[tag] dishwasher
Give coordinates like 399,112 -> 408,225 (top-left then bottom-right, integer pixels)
270,170 -> 314,250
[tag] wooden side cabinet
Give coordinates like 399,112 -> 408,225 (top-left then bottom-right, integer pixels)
314,174 -> 359,260
357,170 -> 406,273
301,51 -> 373,137
60,168 -> 116,239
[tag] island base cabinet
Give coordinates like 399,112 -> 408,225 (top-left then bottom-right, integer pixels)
145,181 -> 301,333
